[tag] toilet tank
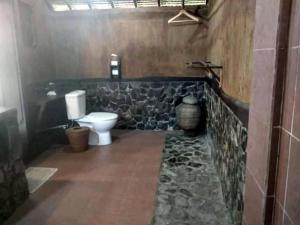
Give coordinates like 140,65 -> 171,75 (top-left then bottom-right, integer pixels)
65,90 -> 86,120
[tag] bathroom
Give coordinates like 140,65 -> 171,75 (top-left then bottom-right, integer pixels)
0,0 -> 299,224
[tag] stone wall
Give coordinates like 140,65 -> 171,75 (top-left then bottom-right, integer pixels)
30,78 -> 207,131
152,132 -> 232,225
0,108 -> 29,224
204,83 -> 247,225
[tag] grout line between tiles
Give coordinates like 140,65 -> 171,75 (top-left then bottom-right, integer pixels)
290,47 -> 299,138
246,166 -> 266,196
254,48 -> 275,52
282,136 -> 292,225
281,127 -> 300,142
271,126 -> 282,224
284,212 -> 296,225
276,199 -> 295,225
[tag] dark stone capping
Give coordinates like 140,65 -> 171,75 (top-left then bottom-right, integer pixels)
207,79 -> 249,127
204,83 -> 248,225
0,110 -> 29,223
52,76 -> 209,82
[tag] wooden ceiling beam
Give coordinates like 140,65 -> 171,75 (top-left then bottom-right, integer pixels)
47,0 -> 207,11
87,0 -> 92,9
63,0 -> 72,10
108,0 -> 115,8
45,0 -> 54,11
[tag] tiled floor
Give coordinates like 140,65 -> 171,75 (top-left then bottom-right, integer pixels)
4,130 -> 165,225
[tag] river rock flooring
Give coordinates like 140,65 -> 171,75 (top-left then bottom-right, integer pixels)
152,131 -> 232,225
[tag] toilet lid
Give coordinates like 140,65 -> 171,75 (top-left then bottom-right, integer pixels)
87,112 -> 118,122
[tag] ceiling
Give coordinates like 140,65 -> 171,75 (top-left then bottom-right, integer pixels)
46,0 -> 207,11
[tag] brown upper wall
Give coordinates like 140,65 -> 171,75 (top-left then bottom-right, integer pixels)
206,0 -> 255,103
15,0 -> 55,86
18,1 -> 255,103
48,8 -> 208,79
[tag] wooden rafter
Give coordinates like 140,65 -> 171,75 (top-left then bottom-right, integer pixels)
63,0 -> 72,10
46,0 -> 207,11
45,0 -> 54,11
108,0 -> 115,8
87,0 -> 92,9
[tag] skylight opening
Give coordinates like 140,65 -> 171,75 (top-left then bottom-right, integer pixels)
91,3 -> 112,9
185,0 -> 206,6
137,0 -> 158,7
70,3 -> 90,10
52,4 -> 70,11
112,0 -> 135,8
48,0 -> 206,11
161,1 -> 181,7
113,4 -> 135,8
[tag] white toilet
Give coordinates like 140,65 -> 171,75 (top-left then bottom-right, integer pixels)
65,90 -> 118,146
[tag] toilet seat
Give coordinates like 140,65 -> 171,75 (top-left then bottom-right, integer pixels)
76,112 -> 118,123
88,112 -> 118,121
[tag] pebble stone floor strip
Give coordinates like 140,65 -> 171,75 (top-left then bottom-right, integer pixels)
152,131 -> 233,225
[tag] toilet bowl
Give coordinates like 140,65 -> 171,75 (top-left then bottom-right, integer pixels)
76,112 -> 118,146
65,90 -> 118,146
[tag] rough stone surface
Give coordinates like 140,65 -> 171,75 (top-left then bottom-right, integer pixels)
152,132 -> 232,225
30,80 -> 206,131
28,79 -> 247,225
204,84 -> 247,225
0,113 -> 29,224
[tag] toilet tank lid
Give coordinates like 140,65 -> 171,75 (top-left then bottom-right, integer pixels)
65,90 -> 86,97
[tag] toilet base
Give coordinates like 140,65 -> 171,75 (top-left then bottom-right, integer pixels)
88,130 -> 112,146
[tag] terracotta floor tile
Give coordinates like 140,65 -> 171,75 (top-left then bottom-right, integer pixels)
132,164 -> 161,178
125,178 -> 159,201
4,130 -> 165,225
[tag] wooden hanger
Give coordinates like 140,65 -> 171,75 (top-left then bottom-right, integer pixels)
168,9 -> 200,25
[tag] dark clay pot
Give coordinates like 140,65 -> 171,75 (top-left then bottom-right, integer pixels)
66,127 -> 90,152
176,96 -> 200,131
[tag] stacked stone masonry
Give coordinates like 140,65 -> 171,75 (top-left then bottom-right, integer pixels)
0,110 -> 29,224
32,79 -> 206,130
204,84 -> 248,225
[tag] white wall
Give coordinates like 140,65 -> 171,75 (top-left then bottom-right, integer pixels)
0,0 -> 27,139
